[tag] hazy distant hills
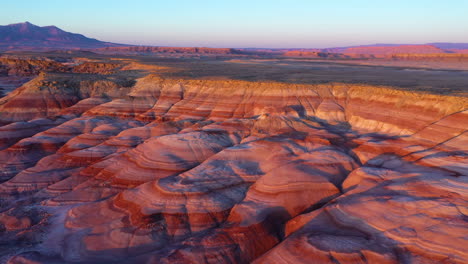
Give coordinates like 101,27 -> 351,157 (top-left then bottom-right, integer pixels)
1,22 -> 468,55
428,43 -> 468,49
0,22 -> 125,50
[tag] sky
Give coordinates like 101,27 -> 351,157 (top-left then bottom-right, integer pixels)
2,0 -> 468,48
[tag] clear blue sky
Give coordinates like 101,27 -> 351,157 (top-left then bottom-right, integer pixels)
2,0 -> 468,48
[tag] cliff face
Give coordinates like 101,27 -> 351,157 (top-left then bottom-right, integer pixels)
0,74 -> 467,263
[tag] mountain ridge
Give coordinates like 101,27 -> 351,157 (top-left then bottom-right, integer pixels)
0,22 -> 126,50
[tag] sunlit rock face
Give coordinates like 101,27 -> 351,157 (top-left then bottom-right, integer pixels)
0,73 -> 467,263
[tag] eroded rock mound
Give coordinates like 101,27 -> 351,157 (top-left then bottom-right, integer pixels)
0,74 -> 466,263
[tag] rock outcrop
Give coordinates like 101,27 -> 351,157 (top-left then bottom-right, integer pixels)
0,72 -> 466,263
0,57 -> 68,76
343,44 -> 446,55
95,46 -> 243,55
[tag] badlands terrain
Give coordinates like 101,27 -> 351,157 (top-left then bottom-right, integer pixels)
0,50 -> 467,264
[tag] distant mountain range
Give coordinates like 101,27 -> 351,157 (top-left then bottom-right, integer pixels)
0,22 -> 125,50
1,22 -> 468,55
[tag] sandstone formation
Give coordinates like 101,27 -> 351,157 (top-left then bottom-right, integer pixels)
343,45 -> 445,55
96,46 -> 242,55
282,51 -> 468,61
95,44 -> 468,58
387,53 -> 468,61
0,58 -> 466,264
282,51 -> 345,58
0,57 -> 68,76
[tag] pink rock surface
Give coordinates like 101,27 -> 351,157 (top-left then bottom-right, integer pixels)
0,75 -> 466,263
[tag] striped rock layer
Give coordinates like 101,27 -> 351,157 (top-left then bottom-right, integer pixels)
0,74 -> 467,264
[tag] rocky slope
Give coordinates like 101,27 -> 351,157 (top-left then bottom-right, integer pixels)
0,55 -> 126,100
0,71 -> 466,263
0,57 -> 68,76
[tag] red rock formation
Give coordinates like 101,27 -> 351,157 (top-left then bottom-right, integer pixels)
0,57 -> 68,76
282,51 -> 346,58
451,49 -> 468,54
343,44 -> 445,55
72,62 -> 121,74
257,160 -> 468,263
385,53 -> 468,61
0,74 -> 466,263
96,46 -> 242,55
